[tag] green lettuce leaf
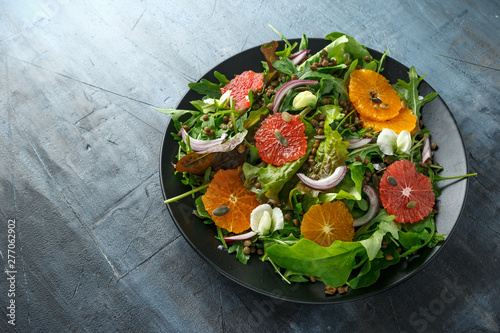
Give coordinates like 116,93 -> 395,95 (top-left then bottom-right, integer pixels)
266,238 -> 366,287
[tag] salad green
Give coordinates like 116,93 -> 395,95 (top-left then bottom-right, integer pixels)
160,29 -> 476,294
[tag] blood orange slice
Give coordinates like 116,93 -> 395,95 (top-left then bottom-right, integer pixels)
349,69 -> 401,121
379,159 -> 435,223
221,70 -> 263,109
300,201 -> 355,247
202,169 -> 261,233
254,113 -> 308,166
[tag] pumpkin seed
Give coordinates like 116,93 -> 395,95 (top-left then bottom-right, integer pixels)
401,100 -> 408,110
212,205 -> 230,216
387,176 -> 398,186
281,111 -> 292,122
380,103 -> 390,109
274,129 -> 289,147
406,201 -> 418,209
373,104 -> 379,110
370,97 -> 382,103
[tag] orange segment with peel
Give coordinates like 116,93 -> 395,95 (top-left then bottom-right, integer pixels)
349,69 -> 401,121
300,201 -> 355,247
360,108 -> 417,134
202,169 -> 261,233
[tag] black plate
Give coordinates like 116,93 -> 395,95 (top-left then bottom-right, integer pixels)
159,38 -> 469,303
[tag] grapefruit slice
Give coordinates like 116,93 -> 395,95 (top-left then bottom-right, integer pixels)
349,69 -> 401,121
379,159 -> 435,223
300,201 -> 355,247
254,113 -> 307,166
221,70 -> 263,109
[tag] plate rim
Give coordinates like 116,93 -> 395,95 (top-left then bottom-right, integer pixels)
159,37 -> 470,304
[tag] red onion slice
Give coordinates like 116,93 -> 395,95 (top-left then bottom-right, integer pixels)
345,138 -> 372,149
181,128 -> 228,152
288,49 -> 310,66
198,129 -> 247,154
272,79 -> 318,113
297,165 -> 347,190
422,136 -> 431,162
224,231 -> 258,242
353,185 -> 380,227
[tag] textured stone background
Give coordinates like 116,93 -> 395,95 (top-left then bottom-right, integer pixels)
1,0 -> 499,332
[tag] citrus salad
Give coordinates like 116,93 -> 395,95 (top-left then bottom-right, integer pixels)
160,30 -> 475,295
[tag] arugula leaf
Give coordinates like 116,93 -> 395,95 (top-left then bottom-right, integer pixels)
154,108 -> 199,121
214,71 -> 230,85
325,32 -> 371,66
194,196 -> 213,223
358,212 -> 400,260
299,34 -> 308,51
228,241 -> 251,264
298,35 -> 349,71
393,66 -> 438,120
348,241 -> 401,289
188,80 -> 222,98
272,58 -> 298,76
397,213 -> 437,256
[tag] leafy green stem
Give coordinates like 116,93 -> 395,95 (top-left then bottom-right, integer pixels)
163,183 -> 210,204
335,109 -> 356,131
347,143 -> 379,157
217,226 -> 228,249
267,257 -> 291,284
433,173 -> 477,182
377,50 -> 389,73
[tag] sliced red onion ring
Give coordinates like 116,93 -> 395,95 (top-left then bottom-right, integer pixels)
353,185 -> 380,227
272,79 -> 318,113
288,49 -> 310,66
297,165 -> 347,190
181,128 -> 228,152
198,129 -> 248,154
345,138 -> 372,149
422,136 -> 431,162
224,231 -> 258,242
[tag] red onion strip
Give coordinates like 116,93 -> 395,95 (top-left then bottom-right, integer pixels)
272,79 -> 318,113
224,231 -> 258,242
198,129 -> 247,154
288,49 -> 310,66
353,185 -> 380,227
422,136 -> 431,162
297,165 -> 347,190
181,128 -> 227,152
345,138 -> 372,149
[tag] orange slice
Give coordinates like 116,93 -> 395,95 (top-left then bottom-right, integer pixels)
202,169 -> 261,233
300,201 -> 355,247
349,69 -> 401,121
360,108 -> 417,134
